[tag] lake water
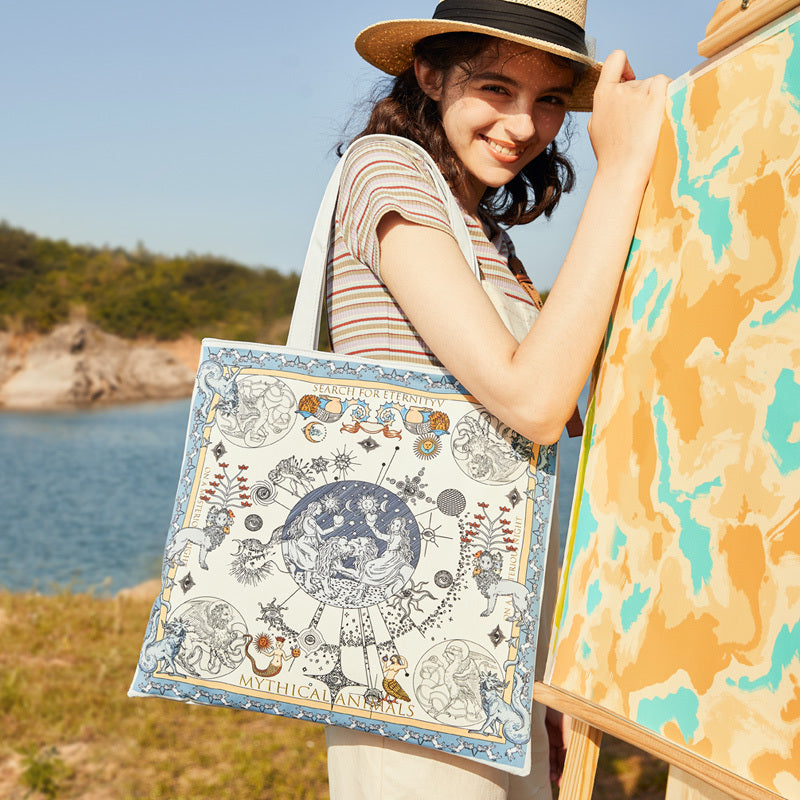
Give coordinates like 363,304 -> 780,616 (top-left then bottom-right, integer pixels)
0,398 -> 582,594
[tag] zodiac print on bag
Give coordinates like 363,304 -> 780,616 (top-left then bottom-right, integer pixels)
132,339 -> 552,774
451,409 -> 532,484
281,481 -> 421,608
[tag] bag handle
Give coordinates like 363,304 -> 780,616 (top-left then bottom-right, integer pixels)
287,134 -> 479,351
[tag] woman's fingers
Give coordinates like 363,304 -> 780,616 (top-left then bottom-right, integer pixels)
597,49 -> 636,84
588,50 -> 670,183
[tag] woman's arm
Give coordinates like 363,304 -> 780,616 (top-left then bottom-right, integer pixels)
377,52 -> 668,445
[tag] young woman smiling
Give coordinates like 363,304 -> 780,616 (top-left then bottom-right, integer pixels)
320,1 -> 668,797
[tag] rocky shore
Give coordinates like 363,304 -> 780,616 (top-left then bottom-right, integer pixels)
0,322 -> 201,410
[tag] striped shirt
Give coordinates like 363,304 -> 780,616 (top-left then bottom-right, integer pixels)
326,136 -> 539,368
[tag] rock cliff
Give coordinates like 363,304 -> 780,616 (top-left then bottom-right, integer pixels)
0,323 -> 199,410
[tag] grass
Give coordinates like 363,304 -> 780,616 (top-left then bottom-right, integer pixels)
0,588 -> 668,799
0,589 -> 327,800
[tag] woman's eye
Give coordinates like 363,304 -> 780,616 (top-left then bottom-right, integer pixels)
539,94 -> 567,107
481,84 -> 510,96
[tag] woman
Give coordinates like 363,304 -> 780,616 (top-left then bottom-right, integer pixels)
284,501 -> 344,589
360,514 -> 415,596
323,1 -> 668,797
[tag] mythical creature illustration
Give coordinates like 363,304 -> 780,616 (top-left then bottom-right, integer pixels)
268,456 -> 314,496
217,375 -> 296,447
381,654 -> 411,704
197,360 -> 239,414
173,599 -> 247,677
469,671 -> 530,745
315,536 -> 361,598
416,655 -> 448,714
451,410 -> 529,484
415,640 -> 498,726
165,505 -> 234,570
297,394 -> 350,423
243,633 -> 299,677
229,526 -> 285,586
473,550 -> 531,621
138,615 -> 192,677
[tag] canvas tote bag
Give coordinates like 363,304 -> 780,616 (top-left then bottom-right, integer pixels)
129,135 -> 558,776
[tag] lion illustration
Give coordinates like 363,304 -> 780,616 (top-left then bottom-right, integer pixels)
473,550 -> 531,621
165,505 -> 233,570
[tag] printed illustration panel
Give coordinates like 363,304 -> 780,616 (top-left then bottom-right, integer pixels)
547,15 -> 800,798
130,339 -> 557,775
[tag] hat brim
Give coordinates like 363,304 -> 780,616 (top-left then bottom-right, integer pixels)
355,18 -> 600,112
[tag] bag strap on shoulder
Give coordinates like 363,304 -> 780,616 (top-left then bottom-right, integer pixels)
287,134 -> 478,351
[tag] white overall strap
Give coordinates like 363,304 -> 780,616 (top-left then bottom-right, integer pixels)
286,134 -> 479,351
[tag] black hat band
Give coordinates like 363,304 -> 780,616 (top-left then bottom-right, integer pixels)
432,0 -> 589,57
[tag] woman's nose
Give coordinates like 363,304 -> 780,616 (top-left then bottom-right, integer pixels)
505,109 -> 536,142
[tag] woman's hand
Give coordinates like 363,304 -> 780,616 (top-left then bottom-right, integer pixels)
588,50 -> 670,190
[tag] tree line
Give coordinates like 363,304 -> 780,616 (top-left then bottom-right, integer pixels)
0,222 -> 301,344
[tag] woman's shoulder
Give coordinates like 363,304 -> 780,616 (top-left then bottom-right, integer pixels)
334,134 -> 452,256
340,134 -> 437,187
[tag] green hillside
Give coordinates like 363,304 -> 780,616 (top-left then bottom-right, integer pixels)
0,222 -> 301,343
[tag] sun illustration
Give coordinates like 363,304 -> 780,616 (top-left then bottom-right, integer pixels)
414,435 -> 440,460
254,633 -> 273,653
356,494 -> 381,515
331,448 -> 358,479
320,492 -> 341,514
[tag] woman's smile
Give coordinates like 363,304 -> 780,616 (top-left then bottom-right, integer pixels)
479,134 -> 529,161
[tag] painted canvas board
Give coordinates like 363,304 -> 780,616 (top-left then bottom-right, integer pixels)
129,338 -> 556,775
547,11 -> 800,799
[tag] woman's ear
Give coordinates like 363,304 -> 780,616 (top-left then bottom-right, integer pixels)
414,57 -> 443,101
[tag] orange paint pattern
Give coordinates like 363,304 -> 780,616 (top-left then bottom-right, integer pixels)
548,22 -> 800,799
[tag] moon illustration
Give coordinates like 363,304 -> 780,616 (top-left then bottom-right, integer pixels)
304,422 -> 326,443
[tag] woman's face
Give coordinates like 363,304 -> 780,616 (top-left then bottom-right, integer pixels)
417,42 -> 574,213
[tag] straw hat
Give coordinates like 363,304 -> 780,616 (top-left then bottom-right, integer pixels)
355,0 -> 600,111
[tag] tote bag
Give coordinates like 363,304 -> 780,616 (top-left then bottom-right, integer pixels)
129,136 -> 558,776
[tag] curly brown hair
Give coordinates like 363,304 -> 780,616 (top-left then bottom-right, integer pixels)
347,32 -> 577,227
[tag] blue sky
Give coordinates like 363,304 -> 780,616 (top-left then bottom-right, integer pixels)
3,1 -> 715,288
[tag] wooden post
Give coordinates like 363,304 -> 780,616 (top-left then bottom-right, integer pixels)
558,719 -> 603,800
666,767 -> 735,800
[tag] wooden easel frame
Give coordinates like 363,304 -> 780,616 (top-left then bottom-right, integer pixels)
544,2 -> 800,798
535,682 -> 782,800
